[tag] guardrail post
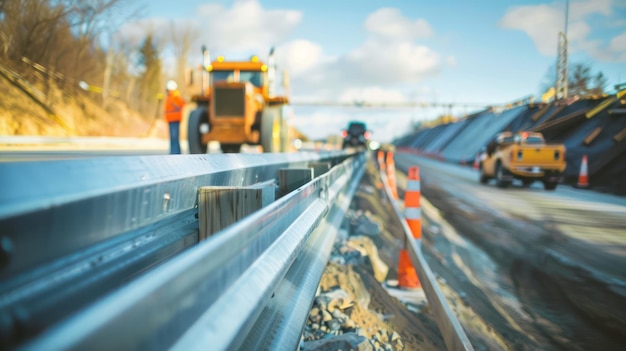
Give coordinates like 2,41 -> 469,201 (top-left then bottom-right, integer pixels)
198,182 -> 275,240
307,162 -> 331,178
279,168 -> 314,197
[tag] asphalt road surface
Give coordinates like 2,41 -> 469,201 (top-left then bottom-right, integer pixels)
395,152 -> 626,351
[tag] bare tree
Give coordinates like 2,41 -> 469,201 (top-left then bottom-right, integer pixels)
168,20 -> 199,97
591,71 -> 608,95
539,61 -> 608,98
0,0 -> 73,65
68,0 -> 140,78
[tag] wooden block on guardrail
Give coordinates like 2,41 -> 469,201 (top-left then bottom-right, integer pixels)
308,162 -> 331,178
279,168 -> 314,197
198,182 -> 275,240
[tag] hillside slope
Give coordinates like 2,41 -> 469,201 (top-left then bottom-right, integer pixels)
0,66 -> 169,139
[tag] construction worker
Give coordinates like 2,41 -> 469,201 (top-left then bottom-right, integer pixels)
164,80 -> 185,154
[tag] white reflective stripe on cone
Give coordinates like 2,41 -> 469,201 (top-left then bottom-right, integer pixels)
404,207 -> 421,219
406,181 -> 421,191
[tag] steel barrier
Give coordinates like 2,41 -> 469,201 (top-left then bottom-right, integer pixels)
0,150 -> 364,350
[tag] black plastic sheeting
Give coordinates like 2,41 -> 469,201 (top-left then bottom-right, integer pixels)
553,100 -> 626,194
416,125 -> 449,151
441,106 -> 529,163
422,119 -> 469,154
503,105 -> 542,132
406,127 -> 442,150
394,95 -> 626,195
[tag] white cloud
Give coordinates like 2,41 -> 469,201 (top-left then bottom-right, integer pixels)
275,40 -> 332,77
446,56 -> 457,68
499,0 -> 626,62
340,39 -> 441,85
365,8 -> 434,40
609,31 -> 626,52
499,4 -> 587,55
272,8 -> 443,104
569,0 -> 612,18
196,0 -> 302,54
119,0 -> 301,58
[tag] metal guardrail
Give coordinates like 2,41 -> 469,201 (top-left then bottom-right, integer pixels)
379,164 -> 474,351
0,151 -> 365,350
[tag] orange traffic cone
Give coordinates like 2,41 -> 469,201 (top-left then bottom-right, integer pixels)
377,150 -> 385,170
405,166 -> 422,239
397,248 -> 420,288
577,154 -> 589,188
396,166 -> 423,289
386,151 -> 399,200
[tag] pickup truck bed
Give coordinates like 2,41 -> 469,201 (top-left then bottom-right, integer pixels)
479,132 -> 567,190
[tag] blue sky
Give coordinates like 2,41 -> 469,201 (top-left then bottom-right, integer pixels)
122,0 -> 626,142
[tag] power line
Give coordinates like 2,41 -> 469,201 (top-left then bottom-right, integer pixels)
290,101 -> 496,109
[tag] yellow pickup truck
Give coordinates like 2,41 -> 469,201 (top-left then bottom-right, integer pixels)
478,131 -> 566,190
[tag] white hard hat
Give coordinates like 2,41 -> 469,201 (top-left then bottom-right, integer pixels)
166,80 -> 178,91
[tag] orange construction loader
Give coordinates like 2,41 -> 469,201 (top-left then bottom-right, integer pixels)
187,47 -> 293,153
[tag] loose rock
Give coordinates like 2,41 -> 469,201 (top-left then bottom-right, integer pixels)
322,310 -> 333,322
328,319 -> 341,331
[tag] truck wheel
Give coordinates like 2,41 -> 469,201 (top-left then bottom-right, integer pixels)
479,164 -> 489,184
495,163 -> 511,188
187,108 -> 208,154
261,107 -> 280,153
543,181 -> 558,191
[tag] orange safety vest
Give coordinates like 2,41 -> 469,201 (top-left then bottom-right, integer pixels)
164,91 -> 185,122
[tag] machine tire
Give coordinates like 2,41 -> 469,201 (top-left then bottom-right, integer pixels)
495,162 -> 511,188
187,108 -> 208,154
543,181 -> 558,191
261,107 -> 280,153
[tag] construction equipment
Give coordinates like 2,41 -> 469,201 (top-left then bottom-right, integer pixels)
187,48 -> 293,153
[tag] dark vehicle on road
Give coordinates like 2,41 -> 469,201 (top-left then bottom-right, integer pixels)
342,121 -> 370,149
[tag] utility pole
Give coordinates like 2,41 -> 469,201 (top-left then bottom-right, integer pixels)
555,0 -> 569,100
